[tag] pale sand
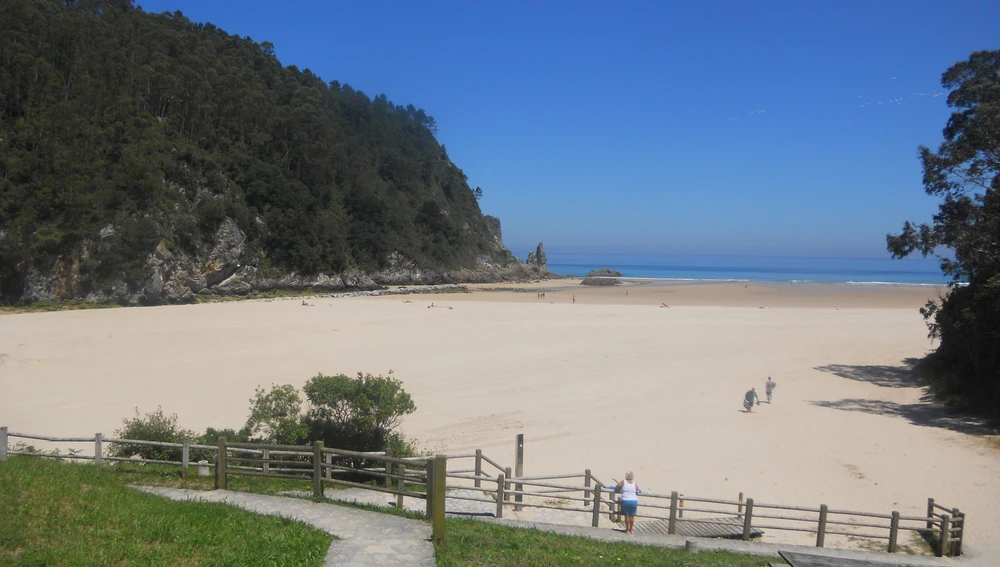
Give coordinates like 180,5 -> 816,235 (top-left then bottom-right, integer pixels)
2,283 -> 997,552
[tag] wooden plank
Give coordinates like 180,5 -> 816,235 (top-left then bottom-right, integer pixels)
778,550 -> 889,567
632,516 -> 762,539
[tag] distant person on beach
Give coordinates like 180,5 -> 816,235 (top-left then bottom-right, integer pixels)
572,295 -> 576,304
765,377 -> 776,403
615,472 -> 641,534
660,302 -> 669,308
743,387 -> 759,413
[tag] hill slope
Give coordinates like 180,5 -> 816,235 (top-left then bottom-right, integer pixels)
0,0 -> 545,304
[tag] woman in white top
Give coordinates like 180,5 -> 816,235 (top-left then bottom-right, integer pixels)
615,471 -> 640,534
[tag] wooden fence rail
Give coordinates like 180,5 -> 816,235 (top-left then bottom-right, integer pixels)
0,427 -> 965,555
444,452 -> 964,557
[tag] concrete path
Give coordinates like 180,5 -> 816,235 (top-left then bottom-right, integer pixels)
135,487 -> 435,567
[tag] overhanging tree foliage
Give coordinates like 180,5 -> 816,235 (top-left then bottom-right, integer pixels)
887,50 -> 1000,414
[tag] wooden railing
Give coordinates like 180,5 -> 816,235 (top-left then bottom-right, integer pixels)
441,445 -> 965,557
0,427 -> 449,545
0,426 -> 965,555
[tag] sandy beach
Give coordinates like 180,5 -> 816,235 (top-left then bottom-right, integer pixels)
2,282 -> 997,553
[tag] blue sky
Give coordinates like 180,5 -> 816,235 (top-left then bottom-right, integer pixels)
136,0 -> 999,259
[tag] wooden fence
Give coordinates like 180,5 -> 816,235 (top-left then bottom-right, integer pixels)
443,444 -> 966,557
0,427 -> 449,545
0,426 -> 966,555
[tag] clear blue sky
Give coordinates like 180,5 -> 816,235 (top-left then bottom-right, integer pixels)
135,0 -> 998,258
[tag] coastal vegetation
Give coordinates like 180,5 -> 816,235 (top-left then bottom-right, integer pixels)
0,457 -> 332,567
110,372 -> 418,464
0,0 -> 518,304
888,50 -> 1000,416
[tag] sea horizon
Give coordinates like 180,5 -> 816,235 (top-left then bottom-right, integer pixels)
541,252 -> 949,286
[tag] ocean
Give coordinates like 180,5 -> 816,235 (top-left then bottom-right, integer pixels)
543,253 -> 949,286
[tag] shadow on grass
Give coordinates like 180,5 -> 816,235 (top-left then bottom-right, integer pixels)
809,398 -> 994,435
814,358 -> 925,389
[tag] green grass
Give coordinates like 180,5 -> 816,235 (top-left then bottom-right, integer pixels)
107,461 -> 319,495
0,457 -> 333,567
436,519 -> 771,567
0,299 -> 120,314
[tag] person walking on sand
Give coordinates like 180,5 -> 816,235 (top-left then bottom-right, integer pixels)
572,295 -> 576,304
615,472 -> 641,534
743,387 -> 759,413
765,377 -> 776,404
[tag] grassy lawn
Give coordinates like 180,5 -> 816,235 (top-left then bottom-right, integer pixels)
437,518 -> 771,567
0,457 -> 333,567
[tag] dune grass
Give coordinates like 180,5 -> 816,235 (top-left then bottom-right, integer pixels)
0,457 -> 332,567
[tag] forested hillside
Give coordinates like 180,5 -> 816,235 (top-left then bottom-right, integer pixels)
0,0 -> 537,304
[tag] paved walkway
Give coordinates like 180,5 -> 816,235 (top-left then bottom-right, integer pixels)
134,487 -> 435,567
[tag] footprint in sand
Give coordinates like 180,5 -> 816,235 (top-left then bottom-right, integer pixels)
844,463 -> 866,480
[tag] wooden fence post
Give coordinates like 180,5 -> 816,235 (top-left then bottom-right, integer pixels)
679,494 -> 684,518
504,467 -> 512,501
431,455 -> 446,546
385,448 -> 393,489
94,433 -> 103,467
938,514 -> 950,557
514,433 -> 524,512
215,437 -> 227,490
426,459 -> 435,519
0,426 -> 7,462
313,441 -> 324,498
584,469 -> 592,507
738,492 -> 744,519
816,504 -> 828,547
496,473 -> 505,519
181,440 -> 189,480
667,491 -> 679,534
742,498 -> 754,541
263,449 -> 270,475
591,484 -> 602,527
953,509 -> 964,556
324,453 -> 331,479
396,464 -> 405,508
926,498 -> 935,531
888,511 -> 900,552
474,449 -> 483,488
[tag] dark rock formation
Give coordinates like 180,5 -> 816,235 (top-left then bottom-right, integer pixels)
585,267 -> 622,278
581,267 -> 622,286
21,218 -> 559,305
525,242 -> 547,269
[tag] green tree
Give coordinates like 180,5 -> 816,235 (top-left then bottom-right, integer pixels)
887,50 -> 1000,413
243,384 -> 307,444
302,372 -> 416,456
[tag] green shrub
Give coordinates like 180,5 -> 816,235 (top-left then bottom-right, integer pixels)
108,407 -> 195,462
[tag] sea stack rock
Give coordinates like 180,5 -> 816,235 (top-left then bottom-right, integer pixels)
525,242 -> 547,269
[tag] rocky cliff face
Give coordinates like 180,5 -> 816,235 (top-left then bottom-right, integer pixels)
22,218 -> 554,305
